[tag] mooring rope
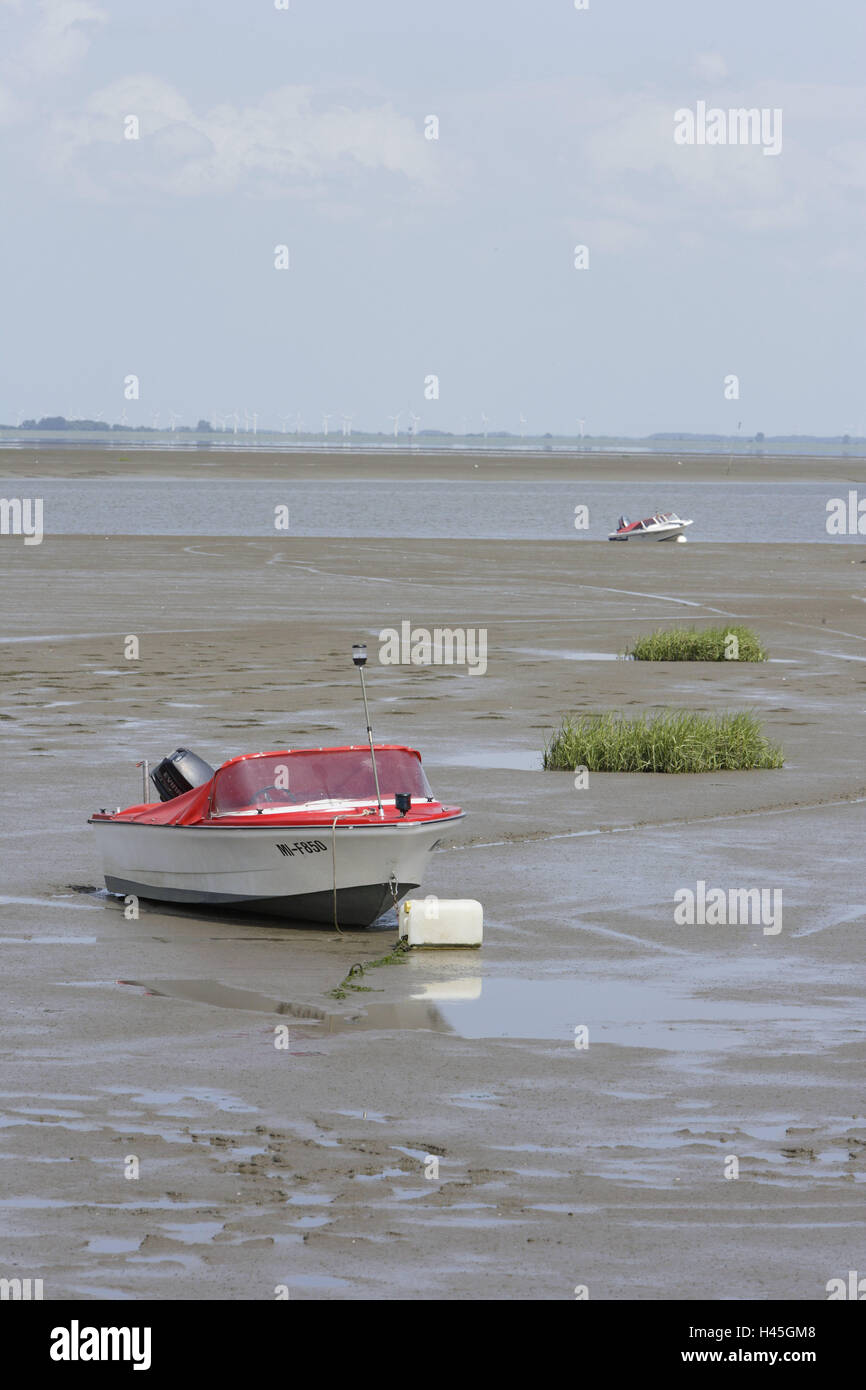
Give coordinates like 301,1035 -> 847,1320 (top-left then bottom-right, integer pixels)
331,813 -> 343,934
330,808 -> 376,934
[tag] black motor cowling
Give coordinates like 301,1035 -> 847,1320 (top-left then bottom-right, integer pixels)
150,748 -> 215,803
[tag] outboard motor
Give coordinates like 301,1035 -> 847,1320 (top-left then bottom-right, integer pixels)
150,748 -> 215,803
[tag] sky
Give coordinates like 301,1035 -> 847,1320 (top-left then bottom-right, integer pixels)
0,0 -> 864,437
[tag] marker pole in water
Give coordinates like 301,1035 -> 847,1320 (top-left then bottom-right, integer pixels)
352,644 -> 384,818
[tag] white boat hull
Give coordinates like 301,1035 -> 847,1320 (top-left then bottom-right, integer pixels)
92,816 -> 463,926
609,521 -> 692,541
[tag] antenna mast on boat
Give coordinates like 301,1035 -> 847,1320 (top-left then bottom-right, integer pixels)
352,643 -> 384,818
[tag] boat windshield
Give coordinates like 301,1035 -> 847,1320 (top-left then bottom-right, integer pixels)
211,747 -> 433,814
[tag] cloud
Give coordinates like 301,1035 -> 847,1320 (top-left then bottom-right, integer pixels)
456,73 -> 866,263
8,0 -> 107,78
692,52 -> 728,83
45,75 -> 443,201
0,81 -> 20,124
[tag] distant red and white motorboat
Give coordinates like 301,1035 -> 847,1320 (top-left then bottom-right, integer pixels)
90,646 -> 464,927
608,511 -> 693,542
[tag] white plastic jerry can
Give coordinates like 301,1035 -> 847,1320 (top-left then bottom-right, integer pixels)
398,897 -> 483,947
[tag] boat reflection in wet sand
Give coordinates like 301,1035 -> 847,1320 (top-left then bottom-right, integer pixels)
118,976 -> 482,1033
608,511 -> 693,542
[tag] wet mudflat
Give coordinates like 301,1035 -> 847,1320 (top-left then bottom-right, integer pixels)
1,465 -> 865,1298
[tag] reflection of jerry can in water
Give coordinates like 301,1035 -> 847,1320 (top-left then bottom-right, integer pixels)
411,979 -> 483,1002
399,897 -> 483,947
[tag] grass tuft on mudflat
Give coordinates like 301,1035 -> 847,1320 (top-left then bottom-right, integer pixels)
543,710 -> 784,773
628,625 -> 768,661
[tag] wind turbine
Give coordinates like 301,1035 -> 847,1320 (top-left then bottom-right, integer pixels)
480,411 -> 489,439
519,412 -> 527,438
576,418 -> 585,440
151,410 -> 160,430
280,413 -> 292,434
294,412 -> 303,435
119,407 -> 128,427
322,413 -> 331,437
408,411 -> 420,440
169,410 -> 181,432
388,413 -> 400,438
341,413 -> 352,438
213,411 -> 225,432
230,409 -> 240,435
14,410 -> 24,427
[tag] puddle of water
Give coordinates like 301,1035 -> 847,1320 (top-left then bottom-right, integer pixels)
6,1106 -> 88,1119
0,1196 -> 76,1209
159,1221 -> 223,1244
69,1284 -> 136,1300
286,1274 -> 350,1290
513,1167 -> 570,1179
413,1213 -> 524,1229
1,937 -> 98,944
333,1109 -> 389,1123
129,1253 -> 202,1270
435,749 -> 542,772
526,1203 -> 594,1213
448,1091 -> 501,1111
0,635 -> 112,645
0,1152 -> 75,1164
0,1196 -> 215,1211
0,896 -> 101,911
424,979 -> 862,1053
120,977 -> 459,1035
0,1115 -> 191,1142
413,980 -> 483,1002
117,974 -> 862,1055
119,979 -> 328,1024
0,1091 -> 95,1102
353,1167 -> 408,1182
87,1236 -> 141,1254
98,1083 -> 258,1115
494,1142 -> 589,1156
515,647 -> 630,662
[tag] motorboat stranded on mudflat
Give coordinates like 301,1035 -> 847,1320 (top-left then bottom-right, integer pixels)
90,744 -> 464,927
608,512 -> 693,542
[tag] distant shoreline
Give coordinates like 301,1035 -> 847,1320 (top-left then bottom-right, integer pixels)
3,445 -> 865,484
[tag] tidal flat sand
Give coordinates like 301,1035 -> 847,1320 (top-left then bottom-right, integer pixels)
0,450 -> 864,1300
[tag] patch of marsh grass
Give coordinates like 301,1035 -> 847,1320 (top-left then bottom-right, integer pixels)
543,709 -> 784,773
628,625 -> 768,662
